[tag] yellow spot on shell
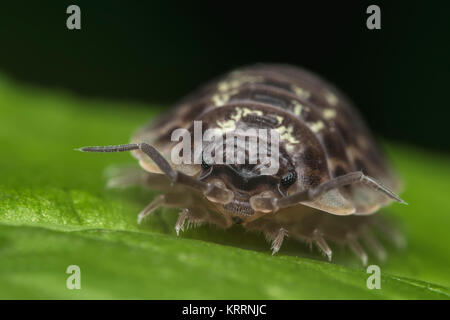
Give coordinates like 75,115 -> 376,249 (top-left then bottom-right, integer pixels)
217,119 -> 236,132
216,106 -> 264,131
218,75 -> 263,92
242,107 -> 263,117
285,144 -> 295,152
230,107 -> 243,121
212,89 -> 238,107
324,91 -> 338,106
323,108 -> 336,119
308,120 -> 325,133
291,100 -> 303,116
275,115 -> 284,125
218,82 -> 230,92
212,94 -> 226,107
291,85 -> 311,99
214,75 -> 263,107
276,125 -> 300,144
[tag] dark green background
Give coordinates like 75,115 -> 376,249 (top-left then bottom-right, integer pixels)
0,1 -> 448,150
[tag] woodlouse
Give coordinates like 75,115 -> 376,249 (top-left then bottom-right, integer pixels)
78,64 -> 406,265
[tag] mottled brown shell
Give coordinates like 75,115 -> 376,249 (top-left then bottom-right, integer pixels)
132,64 -> 399,216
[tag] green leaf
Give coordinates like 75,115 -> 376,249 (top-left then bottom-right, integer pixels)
0,75 -> 449,299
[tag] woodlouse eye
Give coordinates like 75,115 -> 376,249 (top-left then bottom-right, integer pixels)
281,170 -> 297,187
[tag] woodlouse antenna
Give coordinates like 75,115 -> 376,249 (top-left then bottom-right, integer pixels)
250,171 -> 407,213
76,144 -> 140,153
77,143 -> 234,205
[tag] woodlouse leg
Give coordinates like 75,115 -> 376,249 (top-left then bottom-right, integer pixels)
176,205 -> 219,235
270,228 -> 288,255
346,234 -> 368,266
137,194 -> 166,224
77,143 -> 234,205
105,166 -> 149,189
250,171 -> 406,212
137,190 -> 193,224
372,218 -> 407,249
361,228 -> 387,262
106,167 -> 173,192
313,229 -> 332,261
175,208 -> 189,236
245,219 -> 287,254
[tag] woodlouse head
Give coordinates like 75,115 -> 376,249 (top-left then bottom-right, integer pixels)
198,158 -> 298,220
